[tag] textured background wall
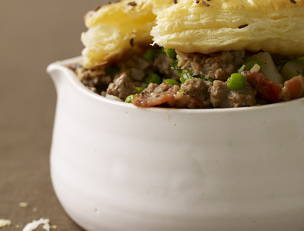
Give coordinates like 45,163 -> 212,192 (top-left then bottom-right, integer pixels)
0,1 -> 106,230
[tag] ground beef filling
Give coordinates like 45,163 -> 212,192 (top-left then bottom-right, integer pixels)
107,73 -> 136,99
176,51 -> 245,81
210,80 -> 256,108
73,47 -> 304,109
133,79 -> 212,108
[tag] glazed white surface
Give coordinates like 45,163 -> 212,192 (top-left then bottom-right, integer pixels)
47,58 -> 304,231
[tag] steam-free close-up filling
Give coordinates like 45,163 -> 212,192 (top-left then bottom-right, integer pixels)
71,46 -> 304,109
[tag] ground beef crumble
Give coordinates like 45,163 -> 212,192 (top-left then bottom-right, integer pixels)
107,73 -> 137,99
73,47 -> 304,109
153,53 -> 179,78
76,66 -> 112,93
177,51 -> 245,81
177,78 -> 211,108
210,80 -> 256,108
133,83 -> 179,107
133,80 -> 210,109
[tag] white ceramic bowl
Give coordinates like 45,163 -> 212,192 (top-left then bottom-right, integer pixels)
47,57 -> 304,231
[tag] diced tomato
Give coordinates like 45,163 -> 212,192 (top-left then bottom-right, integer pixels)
282,76 -> 304,100
133,94 -> 175,107
246,72 -> 282,103
133,84 -> 179,107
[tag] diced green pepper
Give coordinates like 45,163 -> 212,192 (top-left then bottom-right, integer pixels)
163,79 -> 179,85
227,73 -> 247,91
146,73 -> 162,84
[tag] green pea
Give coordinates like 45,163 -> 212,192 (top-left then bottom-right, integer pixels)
143,49 -> 157,61
163,79 -> 179,85
146,73 -> 162,84
163,48 -> 177,59
125,95 -> 135,103
105,65 -> 120,76
227,73 -> 247,91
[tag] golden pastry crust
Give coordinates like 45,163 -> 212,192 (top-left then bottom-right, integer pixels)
81,0 -> 155,68
82,0 -> 304,67
152,0 -> 304,56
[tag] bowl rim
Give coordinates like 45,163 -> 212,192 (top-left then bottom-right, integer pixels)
47,56 -> 304,114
